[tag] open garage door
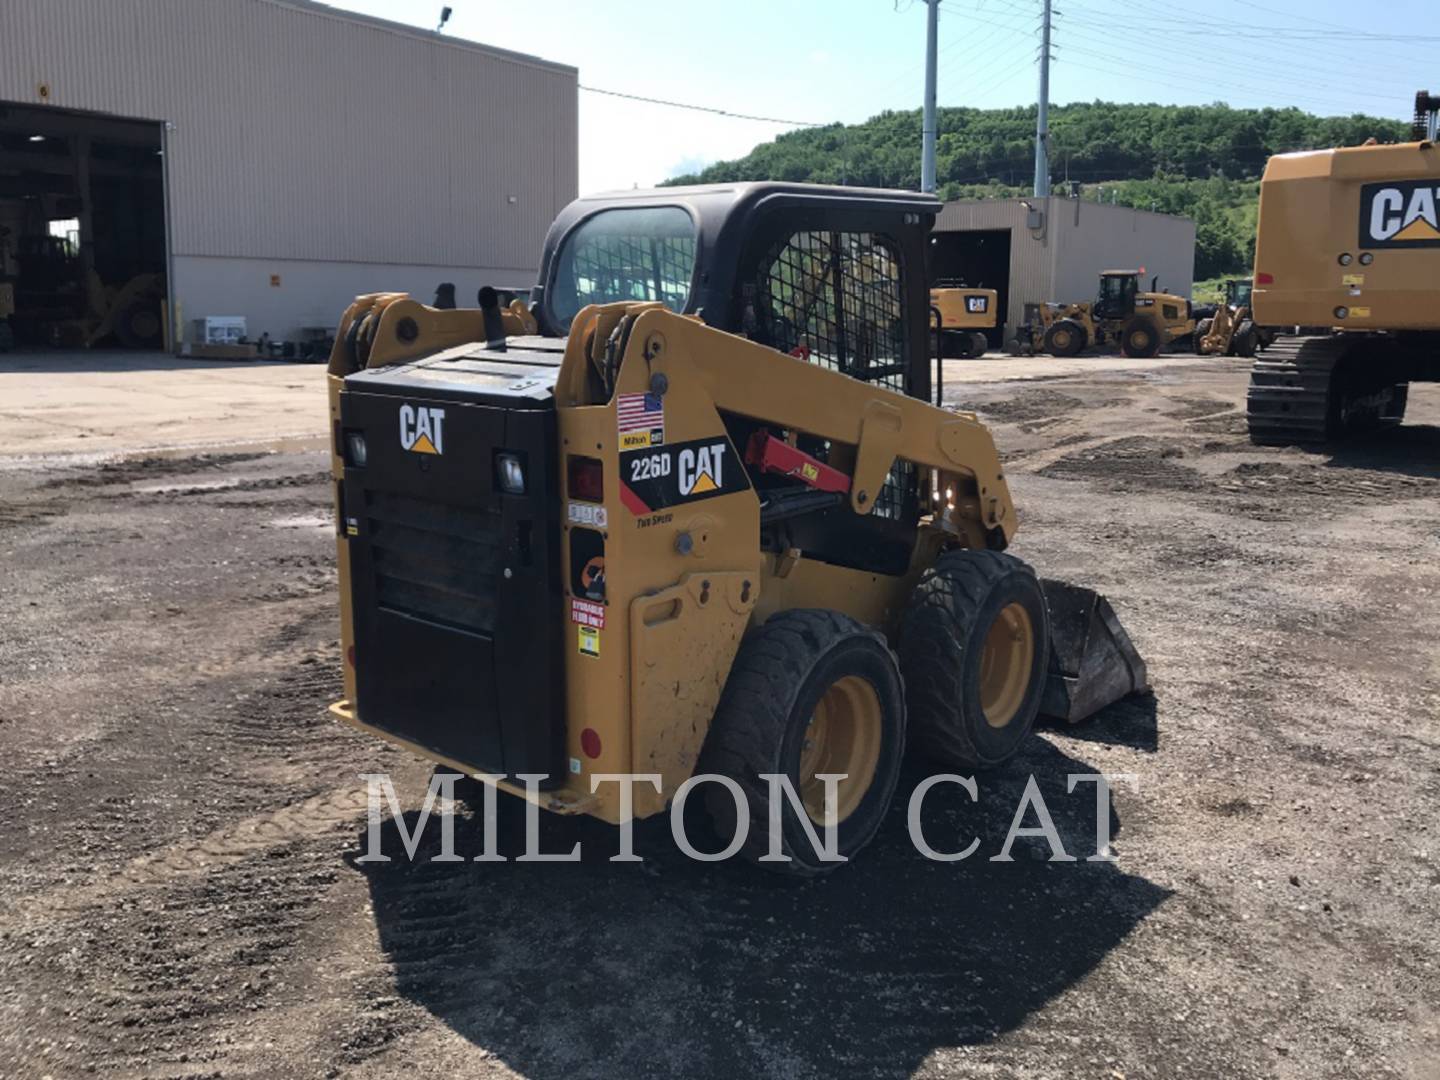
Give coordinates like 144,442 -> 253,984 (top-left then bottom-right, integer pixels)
0,102 -> 166,352
928,228 -> 1012,349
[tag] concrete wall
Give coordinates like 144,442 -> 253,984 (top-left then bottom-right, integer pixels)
935,196 -> 1196,336
0,0 -> 578,341
173,254 -> 539,343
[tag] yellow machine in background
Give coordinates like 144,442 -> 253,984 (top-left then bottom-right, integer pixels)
929,284 -> 997,358
1017,271 -> 1194,358
1248,90 -> 1440,443
1196,279 -> 1271,357
326,184 -> 1147,874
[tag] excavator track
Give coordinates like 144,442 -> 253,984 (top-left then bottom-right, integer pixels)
1247,334 -> 1410,446
1245,335 -> 1346,445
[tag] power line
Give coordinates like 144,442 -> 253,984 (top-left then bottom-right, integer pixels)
578,85 -> 825,128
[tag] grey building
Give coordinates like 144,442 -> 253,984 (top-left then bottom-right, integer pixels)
931,196 -> 1196,346
0,0 -> 577,350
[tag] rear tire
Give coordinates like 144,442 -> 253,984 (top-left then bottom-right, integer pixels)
1120,317 -> 1161,358
898,550 -> 1049,770
968,331 -> 989,358
1232,320 -> 1258,358
1043,319 -> 1086,357
698,609 -> 906,876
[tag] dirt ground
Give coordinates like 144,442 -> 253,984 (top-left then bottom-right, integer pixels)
0,353 -> 1437,1079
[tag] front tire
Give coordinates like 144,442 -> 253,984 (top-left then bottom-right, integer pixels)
1120,317 -> 1161,358
699,609 -> 906,876
1043,319 -> 1086,357
899,550 -> 1049,770
1194,317 -> 1214,354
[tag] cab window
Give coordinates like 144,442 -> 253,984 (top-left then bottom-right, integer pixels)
550,206 -> 696,328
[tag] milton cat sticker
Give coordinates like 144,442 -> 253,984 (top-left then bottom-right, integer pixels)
398,404 -> 446,455
619,435 -> 749,514
1360,180 -> 1440,248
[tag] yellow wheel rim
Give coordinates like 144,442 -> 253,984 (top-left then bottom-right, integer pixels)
978,602 -> 1035,729
798,675 -> 883,827
1053,329 -> 1070,351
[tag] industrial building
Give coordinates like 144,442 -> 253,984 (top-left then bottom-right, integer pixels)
0,0 -> 577,353
931,195 -> 1196,348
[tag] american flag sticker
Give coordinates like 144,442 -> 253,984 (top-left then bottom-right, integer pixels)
617,392 -> 664,450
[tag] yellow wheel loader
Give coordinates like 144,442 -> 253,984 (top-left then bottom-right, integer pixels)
1196,279 -> 1271,357
326,183 -> 1147,874
1248,90 -> 1440,444
1017,271 -> 1194,359
929,283 -> 997,359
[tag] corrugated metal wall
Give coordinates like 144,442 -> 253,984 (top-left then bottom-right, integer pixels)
1051,198 -> 1195,306
0,0 -> 578,271
935,197 -> 1196,336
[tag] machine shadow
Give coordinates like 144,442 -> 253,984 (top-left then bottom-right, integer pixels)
1322,422 -> 1440,480
355,735 -> 1169,1079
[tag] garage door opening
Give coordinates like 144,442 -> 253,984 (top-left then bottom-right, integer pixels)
0,102 -> 166,352
928,228 -> 1012,348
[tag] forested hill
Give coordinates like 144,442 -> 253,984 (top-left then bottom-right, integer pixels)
664,102 -> 1408,280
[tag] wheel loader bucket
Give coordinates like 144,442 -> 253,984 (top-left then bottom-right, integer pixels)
1039,579 -> 1149,723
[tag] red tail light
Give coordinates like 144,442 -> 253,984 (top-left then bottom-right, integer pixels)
568,455 -> 604,502
1255,272 -> 1274,285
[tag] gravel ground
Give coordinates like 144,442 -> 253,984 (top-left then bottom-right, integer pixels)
0,357 -> 1437,1079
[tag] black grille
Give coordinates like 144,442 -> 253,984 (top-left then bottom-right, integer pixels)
366,490 -> 502,634
754,230 -> 915,521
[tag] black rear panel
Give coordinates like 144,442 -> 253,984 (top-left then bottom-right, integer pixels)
340,352 -> 563,781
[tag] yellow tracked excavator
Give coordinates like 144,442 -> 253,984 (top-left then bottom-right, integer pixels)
326,184 -> 1147,873
1248,91 -> 1440,443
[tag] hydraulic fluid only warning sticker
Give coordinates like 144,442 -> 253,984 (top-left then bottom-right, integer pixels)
571,597 -> 606,630
617,392 -> 665,450
619,436 -> 749,515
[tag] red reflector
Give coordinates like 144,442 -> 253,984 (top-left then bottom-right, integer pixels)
346,644 -> 356,667
1255,272 -> 1274,285
580,727 -> 602,759
568,455 -> 604,503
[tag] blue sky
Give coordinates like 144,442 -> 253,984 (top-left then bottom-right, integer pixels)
330,0 -> 1438,193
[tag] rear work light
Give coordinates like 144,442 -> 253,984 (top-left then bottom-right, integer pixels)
568,455 -> 604,502
495,452 -> 526,495
343,430 -> 367,467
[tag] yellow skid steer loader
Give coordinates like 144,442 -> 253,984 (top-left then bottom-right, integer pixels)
327,184 -> 1147,874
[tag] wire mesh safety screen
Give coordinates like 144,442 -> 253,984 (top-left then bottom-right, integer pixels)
753,230 -> 916,520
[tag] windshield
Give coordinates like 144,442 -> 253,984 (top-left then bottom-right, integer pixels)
1230,281 -> 1253,308
549,206 -> 697,328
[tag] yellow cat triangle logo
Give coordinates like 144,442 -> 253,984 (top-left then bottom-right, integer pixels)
1395,217 -> 1440,242
409,433 -> 439,455
688,470 -> 719,493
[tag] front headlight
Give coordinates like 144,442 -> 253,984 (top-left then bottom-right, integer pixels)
496,452 -> 526,494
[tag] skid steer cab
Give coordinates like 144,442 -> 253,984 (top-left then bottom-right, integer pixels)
1017,270 -> 1194,359
326,183 -> 1147,875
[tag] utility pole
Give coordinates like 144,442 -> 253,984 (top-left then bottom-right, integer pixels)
921,0 -> 939,193
1033,0 -> 1052,197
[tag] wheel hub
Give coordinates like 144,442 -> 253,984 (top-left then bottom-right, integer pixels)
978,602 -> 1035,729
798,674 -> 882,826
